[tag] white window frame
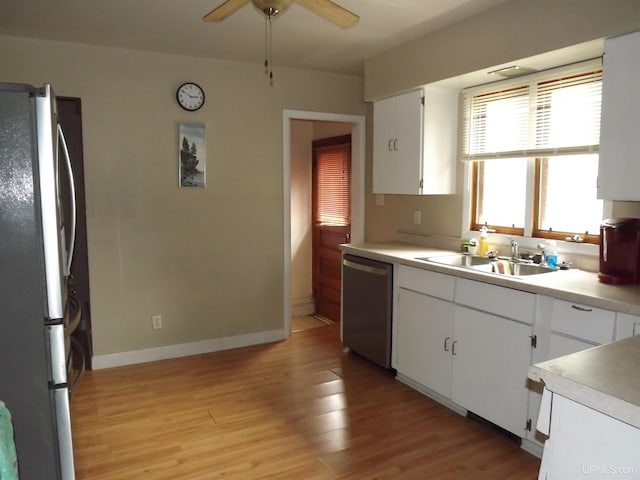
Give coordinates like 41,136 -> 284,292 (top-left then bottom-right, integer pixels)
460,59 -> 613,257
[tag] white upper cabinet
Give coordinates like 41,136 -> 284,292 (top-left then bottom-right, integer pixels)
373,87 -> 457,195
598,30 -> 640,200
373,89 -> 423,194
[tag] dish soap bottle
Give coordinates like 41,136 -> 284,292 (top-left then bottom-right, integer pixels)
477,226 -> 490,257
546,240 -> 558,268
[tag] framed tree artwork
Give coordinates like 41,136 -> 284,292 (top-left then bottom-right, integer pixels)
178,123 -> 206,188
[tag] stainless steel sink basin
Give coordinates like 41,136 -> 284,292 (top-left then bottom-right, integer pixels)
417,254 -> 557,277
417,254 -> 493,267
471,261 -> 557,277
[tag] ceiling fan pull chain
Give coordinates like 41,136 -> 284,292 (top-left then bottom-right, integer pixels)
268,14 -> 274,85
263,13 -> 274,85
264,14 -> 269,76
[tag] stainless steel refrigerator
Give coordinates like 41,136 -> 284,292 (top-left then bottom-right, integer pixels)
0,83 -> 76,479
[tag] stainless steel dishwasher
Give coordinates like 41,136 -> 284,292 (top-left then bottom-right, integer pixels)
342,254 -> 393,369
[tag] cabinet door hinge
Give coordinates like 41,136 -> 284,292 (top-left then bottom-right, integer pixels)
526,418 -> 532,431
530,334 -> 537,348
419,179 -> 424,190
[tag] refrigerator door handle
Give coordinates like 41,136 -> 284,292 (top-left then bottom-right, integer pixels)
48,322 -> 75,478
52,387 -> 75,480
36,86 -> 64,320
48,323 -> 68,386
57,124 -> 76,278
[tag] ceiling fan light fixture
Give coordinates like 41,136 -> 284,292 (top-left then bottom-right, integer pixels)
252,0 -> 292,16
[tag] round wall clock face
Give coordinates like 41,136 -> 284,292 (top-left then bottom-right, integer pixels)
176,82 -> 205,111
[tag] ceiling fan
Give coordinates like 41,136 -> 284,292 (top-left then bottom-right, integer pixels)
203,0 -> 359,84
203,0 -> 360,28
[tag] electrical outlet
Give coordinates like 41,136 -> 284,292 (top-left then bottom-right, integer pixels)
413,210 -> 421,225
152,315 -> 162,330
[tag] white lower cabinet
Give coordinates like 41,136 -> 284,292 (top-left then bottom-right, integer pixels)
396,288 -> 453,398
537,392 -> 640,479
548,333 -> 597,359
395,267 -> 534,438
394,265 -> 634,452
526,296 -> 617,449
451,305 -> 532,437
616,312 -> 640,340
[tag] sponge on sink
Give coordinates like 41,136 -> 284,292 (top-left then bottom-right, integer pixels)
491,260 -> 511,275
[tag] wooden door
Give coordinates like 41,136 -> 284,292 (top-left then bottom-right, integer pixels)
313,225 -> 349,322
312,135 -> 351,322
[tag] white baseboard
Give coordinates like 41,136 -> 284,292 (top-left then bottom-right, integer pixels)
92,328 -> 287,370
521,438 -> 543,458
291,296 -> 315,316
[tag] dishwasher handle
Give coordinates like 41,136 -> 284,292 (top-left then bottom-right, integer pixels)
343,258 -> 389,276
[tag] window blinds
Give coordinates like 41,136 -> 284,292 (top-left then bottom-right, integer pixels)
313,143 -> 351,226
462,60 -> 602,161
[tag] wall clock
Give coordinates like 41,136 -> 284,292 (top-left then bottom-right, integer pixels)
176,82 -> 205,111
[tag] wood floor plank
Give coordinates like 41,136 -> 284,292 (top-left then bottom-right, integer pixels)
71,323 -> 539,479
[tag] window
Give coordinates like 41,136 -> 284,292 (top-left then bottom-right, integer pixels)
463,60 -> 603,243
312,135 -> 351,226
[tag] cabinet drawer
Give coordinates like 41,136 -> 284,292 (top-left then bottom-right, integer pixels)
550,299 -> 615,344
550,332 -> 598,359
398,265 -> 455,301
454,278 -> 535,324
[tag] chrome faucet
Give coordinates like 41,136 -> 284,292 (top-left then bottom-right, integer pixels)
510,239 -> 519,261
537,243 -> 547,265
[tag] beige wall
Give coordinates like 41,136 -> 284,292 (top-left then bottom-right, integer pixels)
290,120 -> 314,315
365,0 -> 640,100
1,35 -> 365,356
363,0 -> 640,243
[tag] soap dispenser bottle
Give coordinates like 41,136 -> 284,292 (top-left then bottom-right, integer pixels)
546,240 -> 558,268
477,226 -> 490,257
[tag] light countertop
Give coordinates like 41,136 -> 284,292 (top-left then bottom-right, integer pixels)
528,335 -> 640,428
341,241 -> 640,316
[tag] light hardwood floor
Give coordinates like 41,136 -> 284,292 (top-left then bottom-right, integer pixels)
291,315 -> 332,332
71,324 -> 540,479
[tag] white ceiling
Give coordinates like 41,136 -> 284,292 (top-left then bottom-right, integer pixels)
0,0 -> 514,76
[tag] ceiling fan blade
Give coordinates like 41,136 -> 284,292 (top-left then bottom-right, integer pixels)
203,0 -> 250,21
294,0 -> 359,28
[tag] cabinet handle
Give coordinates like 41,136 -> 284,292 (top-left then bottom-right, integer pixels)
444,336 -> 451,352
571,305 -> 593,312
388,139 -> 393,151
451,340 -> 458,356
393,138 -> 399,151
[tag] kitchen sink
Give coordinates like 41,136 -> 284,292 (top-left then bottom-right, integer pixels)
416,254 -> 493,267
470,261 -> 557,277
417,254 -> 557,277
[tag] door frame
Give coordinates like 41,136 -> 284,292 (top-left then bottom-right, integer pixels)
283,110 -> 365,336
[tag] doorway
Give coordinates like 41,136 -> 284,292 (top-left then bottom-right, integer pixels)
283,110 -> 365,336
312,135 -> 351,322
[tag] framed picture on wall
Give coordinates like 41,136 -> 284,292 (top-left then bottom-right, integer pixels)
178,122 -> 206,188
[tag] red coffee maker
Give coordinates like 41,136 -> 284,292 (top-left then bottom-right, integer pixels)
598,218 -> 640,285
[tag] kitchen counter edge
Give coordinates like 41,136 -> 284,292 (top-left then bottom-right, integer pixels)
528,335 -> 640,429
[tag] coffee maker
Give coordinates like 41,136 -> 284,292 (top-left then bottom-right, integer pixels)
598,218 -> 640,284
